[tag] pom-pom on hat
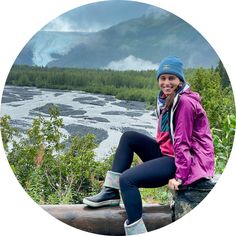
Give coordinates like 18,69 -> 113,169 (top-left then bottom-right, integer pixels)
156,56 -> 185,82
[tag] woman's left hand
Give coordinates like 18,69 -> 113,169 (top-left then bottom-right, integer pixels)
168,178 -> 181,190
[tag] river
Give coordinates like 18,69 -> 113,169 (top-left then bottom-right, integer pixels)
1,85 -> 157,159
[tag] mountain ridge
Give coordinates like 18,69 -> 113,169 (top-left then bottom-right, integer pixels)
15,13 -> 219,69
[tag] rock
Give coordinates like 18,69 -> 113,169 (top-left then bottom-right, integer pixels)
64,124 -> 108,144
84,116 -> 110,123
32,103 -> 86,116
2,86 -> 41,103
172,175 -> 220,221
73,96 -> 98,102
101,110 -> 143,117
10,119 -> 31,130
73,96 -> 107,106
97,94 -> 116,102
111,100 -> 146,110
54,92 -> 64,97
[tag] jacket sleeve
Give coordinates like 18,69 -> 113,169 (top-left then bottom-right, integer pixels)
173,96 -> 195,183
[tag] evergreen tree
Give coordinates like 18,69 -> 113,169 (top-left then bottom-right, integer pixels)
215,60 -> 231,88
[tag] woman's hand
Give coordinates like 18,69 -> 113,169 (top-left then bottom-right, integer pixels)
168,178 -> 181,190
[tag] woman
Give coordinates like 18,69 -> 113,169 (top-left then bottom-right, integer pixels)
83,56 -> 215,235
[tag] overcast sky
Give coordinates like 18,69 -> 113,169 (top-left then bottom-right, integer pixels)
42,0 -> 166,32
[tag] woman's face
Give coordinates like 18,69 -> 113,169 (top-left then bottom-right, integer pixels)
158,74 -> 182,96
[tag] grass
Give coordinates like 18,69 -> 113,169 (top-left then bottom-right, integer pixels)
140,186 -> 172,205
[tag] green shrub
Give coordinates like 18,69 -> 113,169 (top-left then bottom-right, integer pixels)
212,114 -> 236,173
1,112 -> 235,204
1,106 -> 104,204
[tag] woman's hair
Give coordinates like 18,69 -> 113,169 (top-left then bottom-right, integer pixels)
164,84 -> 183,110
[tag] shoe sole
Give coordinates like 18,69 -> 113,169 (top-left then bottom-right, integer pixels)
83,198 -> 120,207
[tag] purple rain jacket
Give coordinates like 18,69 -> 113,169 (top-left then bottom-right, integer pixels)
158,89 -> 215,185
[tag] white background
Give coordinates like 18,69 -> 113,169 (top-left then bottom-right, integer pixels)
0,0 -> 235,235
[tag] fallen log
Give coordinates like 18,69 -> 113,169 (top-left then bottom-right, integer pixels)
41,204 -> 172,235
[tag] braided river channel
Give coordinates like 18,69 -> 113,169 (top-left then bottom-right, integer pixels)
1,85 -> 157,159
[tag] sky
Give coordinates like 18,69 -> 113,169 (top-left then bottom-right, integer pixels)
42,0 -> 166,32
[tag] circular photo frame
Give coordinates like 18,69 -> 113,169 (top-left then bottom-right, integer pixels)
0,1 -> 235,236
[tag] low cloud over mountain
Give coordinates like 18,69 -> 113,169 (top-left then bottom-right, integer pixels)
103,55 -> 157,71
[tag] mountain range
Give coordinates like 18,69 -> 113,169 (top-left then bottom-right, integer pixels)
14,12 -> 219,69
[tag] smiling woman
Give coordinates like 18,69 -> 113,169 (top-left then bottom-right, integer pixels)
158,75 -> 182,96
157,56 -> 186,109
83,56 -> 215,235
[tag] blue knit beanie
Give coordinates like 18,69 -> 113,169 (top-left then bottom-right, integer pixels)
156,56 -> 185,82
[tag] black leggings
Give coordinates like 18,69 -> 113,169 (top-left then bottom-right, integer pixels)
111,131 -> 176,224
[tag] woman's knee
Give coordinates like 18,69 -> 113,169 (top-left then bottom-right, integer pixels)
119,131 -> 145,149
120,131 -> 138,143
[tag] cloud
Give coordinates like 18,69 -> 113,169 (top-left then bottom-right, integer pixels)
42,16 -> 111,33
144,6 -> 169,19
41,2 -> 167,33
42,17 -> 78,32
103,55 -> 157,71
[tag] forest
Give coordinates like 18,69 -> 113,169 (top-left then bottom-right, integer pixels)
1,62 -> 235,204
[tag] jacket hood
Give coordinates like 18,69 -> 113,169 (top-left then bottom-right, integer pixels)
181,89 -> 201,103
